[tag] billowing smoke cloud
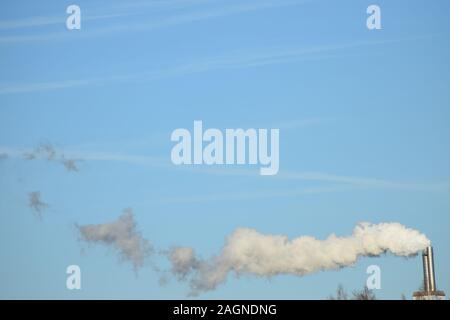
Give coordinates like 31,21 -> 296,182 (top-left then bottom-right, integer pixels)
168,247 -> 200,280
167,222 -> 430,295
28,191 -> 49,217
77,209 -> 152,269
0,152 -> 8,160
23,143 -> 80,172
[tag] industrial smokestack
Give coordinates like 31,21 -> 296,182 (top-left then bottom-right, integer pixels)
423,246 -> 436,292
414,246 -> 446,300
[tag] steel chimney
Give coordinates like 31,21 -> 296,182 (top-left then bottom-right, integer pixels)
413,246 -> 445,300
422,246 -> 436,292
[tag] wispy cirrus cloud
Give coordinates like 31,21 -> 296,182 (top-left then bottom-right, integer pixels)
113,0 -> 212,11
0,38 -> 398,95
0,15 -> 63,30
157,186 -> 348,203
0,74 -> 138,95
0,0 -> 306,44
0,145 -> 167,170
274,171 -> 450,191
2,143 -> 449,193
0,13 -> 126,31
110,0 -> 307,33
154,168 -> 450,202
0,0 -> 210,31
274,117 -> 336,131
0,0 -> 219,31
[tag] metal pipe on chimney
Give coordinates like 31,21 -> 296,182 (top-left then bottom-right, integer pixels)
426,246 -> 436,292
422,250 -> 430,292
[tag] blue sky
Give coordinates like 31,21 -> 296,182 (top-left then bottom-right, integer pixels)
0,0 -> 450,299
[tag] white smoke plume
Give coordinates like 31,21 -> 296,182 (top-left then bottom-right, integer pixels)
167,247 -> 200,280
168,222 -> 430,295
77,208 -> 152,270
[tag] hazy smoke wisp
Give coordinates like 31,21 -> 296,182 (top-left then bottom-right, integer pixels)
28,191 -> 49,217
77,208 -> 152,269
60,156 -> 80,172
23,143 -> 80,172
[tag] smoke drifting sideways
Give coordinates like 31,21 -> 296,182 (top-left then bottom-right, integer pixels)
28,191 -> 49,217
77,209 -> 153,270
23,143 -> 81,172
167,222 -> 430,295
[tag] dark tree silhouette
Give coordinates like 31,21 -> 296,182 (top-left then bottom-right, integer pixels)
352,286 -> 377,300
328,284 -> 377,300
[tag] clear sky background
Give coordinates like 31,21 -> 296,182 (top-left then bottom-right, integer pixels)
0,0 -> 449,299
